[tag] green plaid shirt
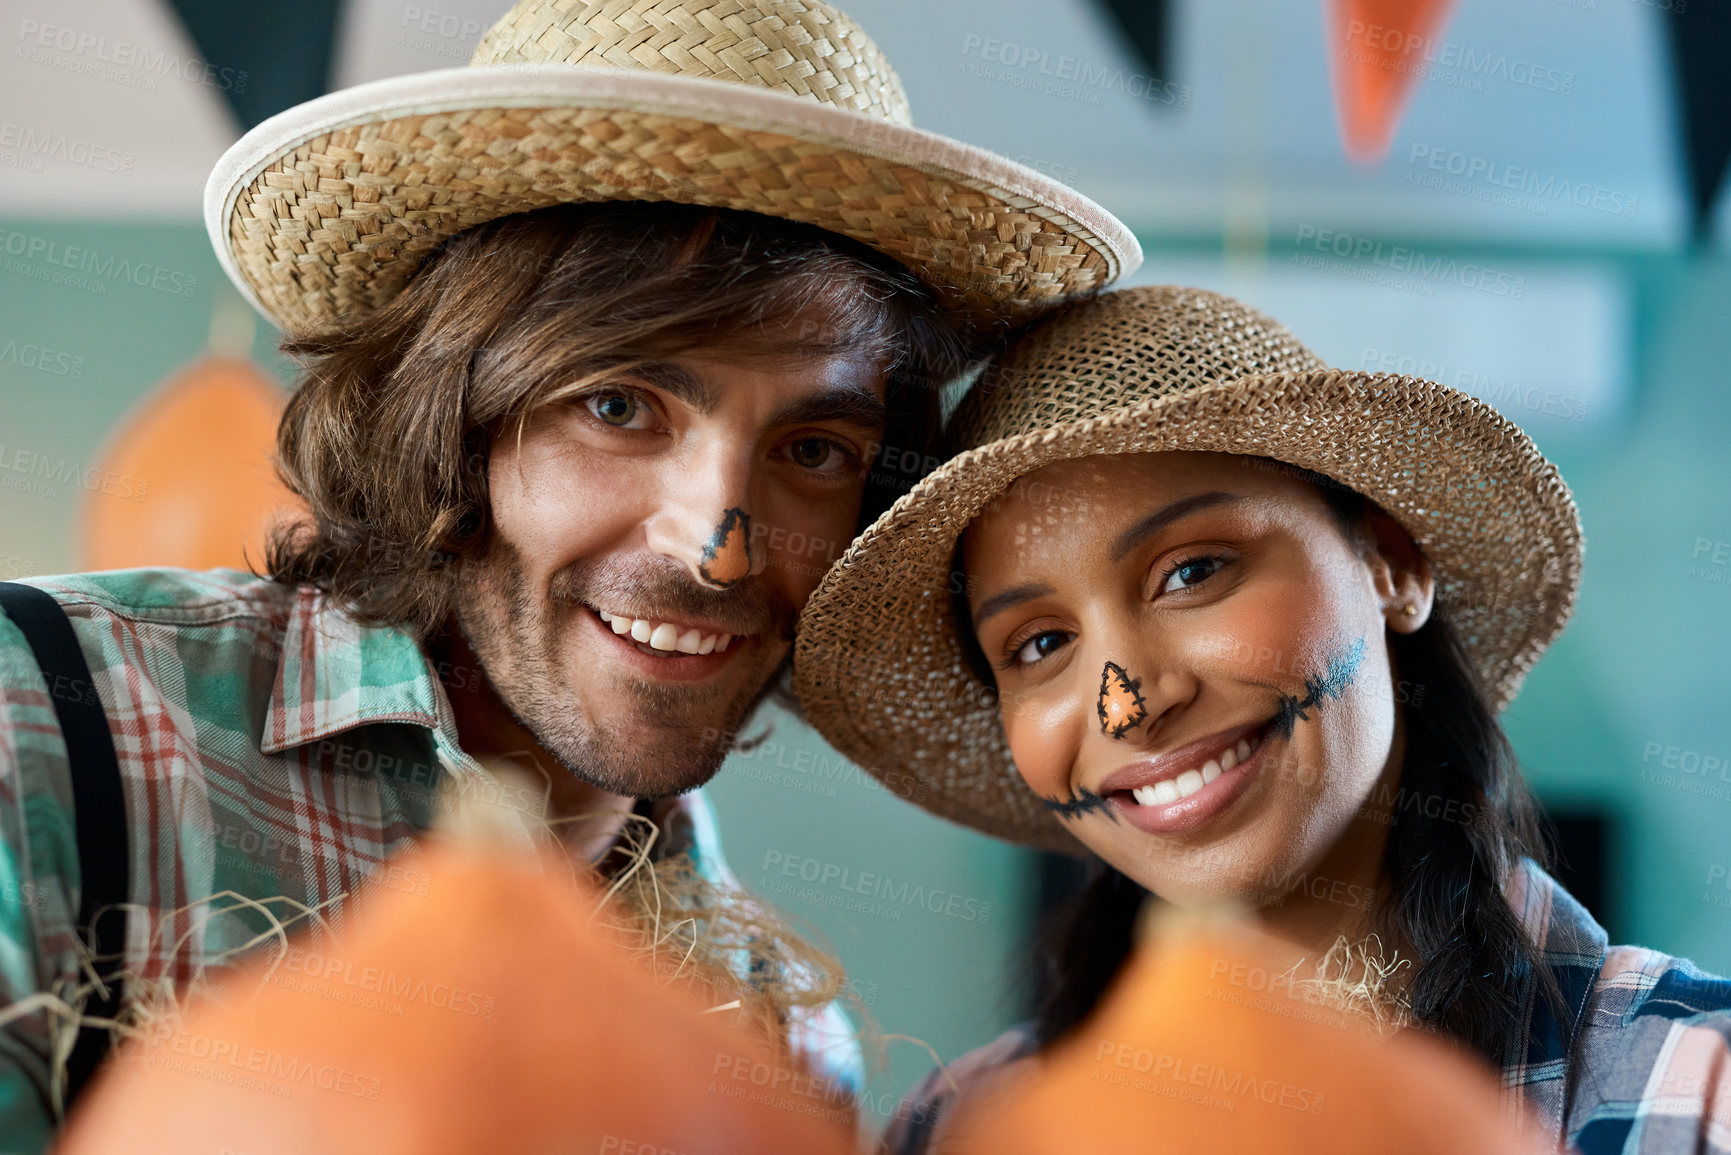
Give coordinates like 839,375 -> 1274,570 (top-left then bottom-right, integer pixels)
0,567 -> 849,1152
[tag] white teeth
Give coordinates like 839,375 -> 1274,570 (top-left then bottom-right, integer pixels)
1236,738 -> 1252,761
1151,780 -> 1180,805
1218,747 -> 1236,773
1132,785 -> 1159,806
1175,769 -> 1206,798
597,609 -> 734,656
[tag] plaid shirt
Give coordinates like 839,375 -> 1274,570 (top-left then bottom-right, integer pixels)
885,861 -> 1731,1154
0,567 -> 856,1153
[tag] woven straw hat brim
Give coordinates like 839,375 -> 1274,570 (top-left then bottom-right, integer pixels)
792,370 -> 1583,854
204,65 -> 1142,331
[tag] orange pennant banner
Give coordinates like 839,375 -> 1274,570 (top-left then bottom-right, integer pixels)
1328,0 -> 1460,162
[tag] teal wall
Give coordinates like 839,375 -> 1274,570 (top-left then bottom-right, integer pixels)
3,218 -> 1730,1130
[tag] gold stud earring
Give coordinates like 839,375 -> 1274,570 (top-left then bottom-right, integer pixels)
1402,603 -> 1418,616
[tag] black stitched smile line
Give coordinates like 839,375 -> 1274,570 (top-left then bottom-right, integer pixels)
1041,786 -> 1117,822
1271,636 -> 1367,739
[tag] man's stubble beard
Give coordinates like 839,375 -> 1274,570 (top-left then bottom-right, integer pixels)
450,540 -> 792,799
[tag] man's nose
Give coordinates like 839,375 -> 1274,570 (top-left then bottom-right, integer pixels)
642,461 -> 762,590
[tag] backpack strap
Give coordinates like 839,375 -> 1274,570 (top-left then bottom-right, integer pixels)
0,582 -> 130,1115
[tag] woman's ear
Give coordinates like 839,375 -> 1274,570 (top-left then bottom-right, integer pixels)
1359,506 -> 1435,635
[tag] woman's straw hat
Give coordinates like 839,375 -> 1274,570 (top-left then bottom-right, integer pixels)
204,0 -> 1142,332
792,286 -> 1583,853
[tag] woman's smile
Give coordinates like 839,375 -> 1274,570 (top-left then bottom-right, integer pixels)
1094,718 -> 1274,835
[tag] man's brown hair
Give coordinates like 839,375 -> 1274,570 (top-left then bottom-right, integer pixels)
266,202 -> 981,638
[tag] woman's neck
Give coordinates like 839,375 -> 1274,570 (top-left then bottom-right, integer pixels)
1249,752 -> 1409,993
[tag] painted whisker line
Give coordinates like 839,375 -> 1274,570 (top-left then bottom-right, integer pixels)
1041,786 -> 1117,822
1272,636 -> 1367,739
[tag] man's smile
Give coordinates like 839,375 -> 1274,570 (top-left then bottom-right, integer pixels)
593,606 -> 736,654
580,605 -> 755,683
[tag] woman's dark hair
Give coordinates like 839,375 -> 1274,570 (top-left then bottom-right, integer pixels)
953,462 -> 1571,1065
267,201 -> 983,638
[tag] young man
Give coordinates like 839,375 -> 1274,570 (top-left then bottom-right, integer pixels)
0,0 -> 1138,1146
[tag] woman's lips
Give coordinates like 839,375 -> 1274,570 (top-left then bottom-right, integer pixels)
1097,722 -> 1273,836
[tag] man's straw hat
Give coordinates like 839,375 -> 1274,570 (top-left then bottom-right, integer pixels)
792,286 -> 1583,853
204,0 -> 1142,332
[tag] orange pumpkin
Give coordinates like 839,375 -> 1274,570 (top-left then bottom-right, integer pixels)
947,910 -> 1544,1155
59,841 -> 856,1155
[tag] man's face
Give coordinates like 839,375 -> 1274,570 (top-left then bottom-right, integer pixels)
453,344 -> 889,798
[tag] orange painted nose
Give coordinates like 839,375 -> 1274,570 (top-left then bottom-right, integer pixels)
697,508 -> 752,588
1098,661 -> 1149,739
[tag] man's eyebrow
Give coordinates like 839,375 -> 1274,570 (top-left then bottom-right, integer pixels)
627,361 -> 717,415
973,582 -> 1056,629
1109,492 -> 1244,561
766,387 -> 889,433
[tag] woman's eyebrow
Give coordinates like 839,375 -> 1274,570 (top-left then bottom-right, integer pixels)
1109,492 -> 1244,561
973,582 -> 1056,628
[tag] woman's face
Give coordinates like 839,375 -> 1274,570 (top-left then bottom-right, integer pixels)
962,452 -> 1433,905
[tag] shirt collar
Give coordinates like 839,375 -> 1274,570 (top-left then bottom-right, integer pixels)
260,585 -> 454,755
1507,857 -> 1609,1068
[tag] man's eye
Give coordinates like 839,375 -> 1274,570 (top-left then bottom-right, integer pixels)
788,437 -> 849,472
586,391 -> 652,429
1013,630 -> 1072,666
1160,556 -> 1224,594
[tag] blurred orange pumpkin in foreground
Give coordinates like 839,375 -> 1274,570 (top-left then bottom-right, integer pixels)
57,839 -> 856,1155
946,907 -> 1545,1155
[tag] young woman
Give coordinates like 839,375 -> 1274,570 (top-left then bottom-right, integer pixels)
792,287 -> 1731,1154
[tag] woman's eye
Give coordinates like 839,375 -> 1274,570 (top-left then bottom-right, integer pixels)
1160,555 -> 1224,594
787,437 -> 853,474
1012,630 -> 1073,666
585,390 -> 653,429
